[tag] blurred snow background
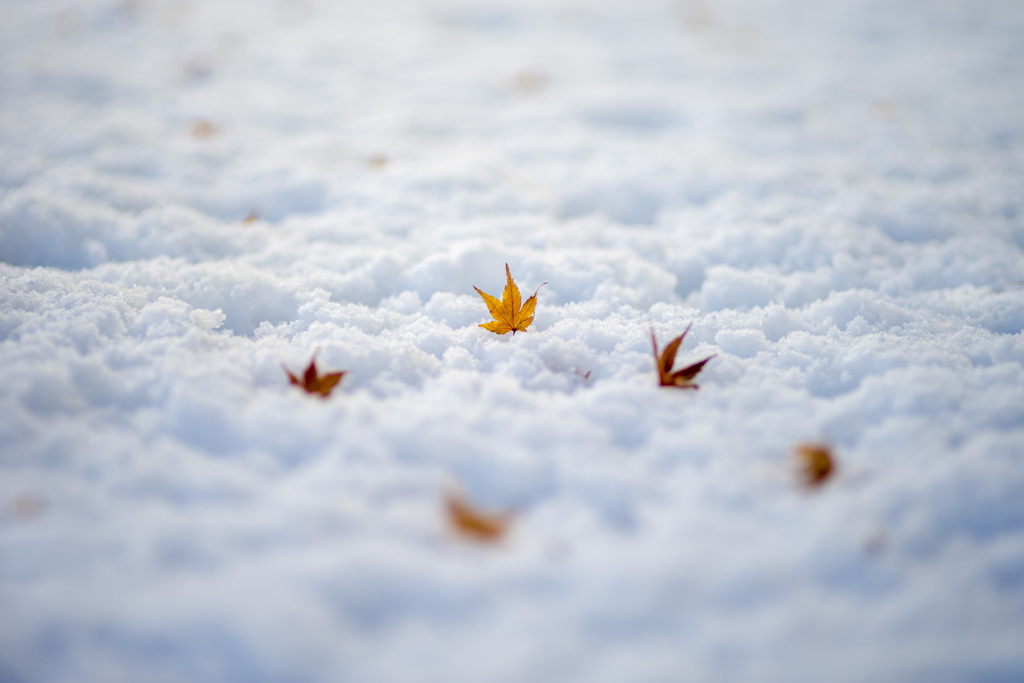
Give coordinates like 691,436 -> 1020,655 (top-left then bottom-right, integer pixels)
2,0 -> 1024,681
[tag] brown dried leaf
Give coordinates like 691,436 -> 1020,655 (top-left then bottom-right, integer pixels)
870,98 -> 898,121
10,494 -> 47,520
190,119 -> 222,139
283,353 -> 345,398
512,69 -> 548,94
795,443 -> 836,488
474,263 -> 546,335
651,324 -> 715,388
445,491 -> 513,543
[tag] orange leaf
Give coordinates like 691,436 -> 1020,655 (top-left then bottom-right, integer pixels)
445,491 -> 513,543
794,443 -> 836,488
474,263 -> 546,335
651,324 -> 715,388
283,353 -> 346,398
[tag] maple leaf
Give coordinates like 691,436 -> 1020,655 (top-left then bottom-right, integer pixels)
474,263 -> 546,335
283,353 -> 345,398
794,443 -> 836,488
445,490 -> 513,543
651,324 -> 715,388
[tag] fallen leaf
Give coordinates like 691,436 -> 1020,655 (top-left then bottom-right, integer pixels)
241,208 -> 260,224
795,443 -> 836,488
283,353 -> 345,398
367,154 -> 388,169
10,494 -> 47,520
870,98 -> 898,121
512,69 -> 548,94
190,119 -> 222,138
651,324 -> 715,388
445,490 -> 513,543
474,263 -> 546,335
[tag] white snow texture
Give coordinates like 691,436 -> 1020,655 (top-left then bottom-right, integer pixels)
2,0 -> 1024,681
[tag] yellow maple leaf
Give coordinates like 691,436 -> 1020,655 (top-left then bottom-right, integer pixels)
283,353 -> 345,398
651,324 -> 715,389
474,263 -> 546,335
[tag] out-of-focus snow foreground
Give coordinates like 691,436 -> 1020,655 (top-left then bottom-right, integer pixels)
2,0 -> 1024,681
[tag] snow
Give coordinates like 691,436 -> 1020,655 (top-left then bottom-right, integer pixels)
2,0 -> 1024,681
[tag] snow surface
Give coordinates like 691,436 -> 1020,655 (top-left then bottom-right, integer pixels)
2,0 -> 1024,681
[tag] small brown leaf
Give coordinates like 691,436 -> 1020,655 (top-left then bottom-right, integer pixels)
445,491 -> 513,543
795,443 -> 836,488
190,119 -> 222,139
512,69 -> 548,94
474,263 -> 546,335
870,98 -> 898,121
651,324 -> 715,388
10,494 -> 47,520
283,353 -> 345,398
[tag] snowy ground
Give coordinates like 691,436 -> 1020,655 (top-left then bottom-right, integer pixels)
2,0 -> 1024,681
